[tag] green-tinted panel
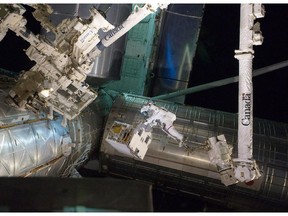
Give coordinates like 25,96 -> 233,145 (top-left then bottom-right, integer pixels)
102,5 -> 158,95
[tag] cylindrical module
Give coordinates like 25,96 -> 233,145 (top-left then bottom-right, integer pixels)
0,88 -> 103,177
99,93 -> 288,211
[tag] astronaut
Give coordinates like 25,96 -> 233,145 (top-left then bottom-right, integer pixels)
140,103 -> 185,147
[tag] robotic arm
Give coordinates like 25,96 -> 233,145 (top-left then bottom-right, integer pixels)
0,3 -> 168,121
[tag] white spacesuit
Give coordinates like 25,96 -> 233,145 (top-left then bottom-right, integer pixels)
140,103 -> 185,147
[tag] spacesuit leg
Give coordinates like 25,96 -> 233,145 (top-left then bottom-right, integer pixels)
165,125 -> 184,147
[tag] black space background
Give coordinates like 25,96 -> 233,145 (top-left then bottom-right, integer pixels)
186,4 -> 288,124
0,4 -> 288,212
0,4 -> 288,124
